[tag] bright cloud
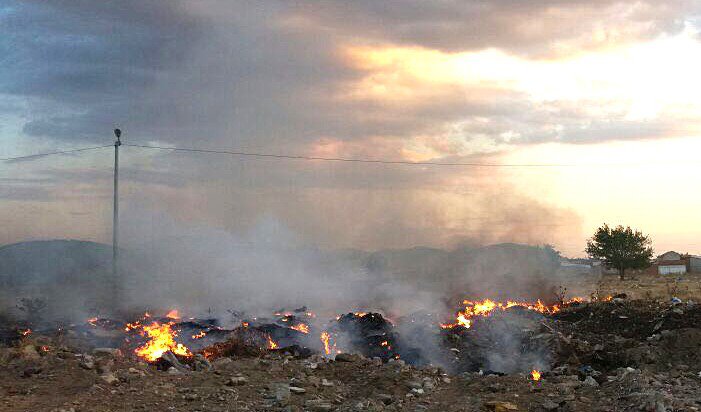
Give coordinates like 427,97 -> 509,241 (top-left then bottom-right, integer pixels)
344,25 -> 701,123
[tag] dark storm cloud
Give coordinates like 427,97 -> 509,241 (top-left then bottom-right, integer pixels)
1,1 -> 203,141
2,1 -> 360,147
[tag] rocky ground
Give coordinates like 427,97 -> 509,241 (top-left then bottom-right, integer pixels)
2,298 -> 701,411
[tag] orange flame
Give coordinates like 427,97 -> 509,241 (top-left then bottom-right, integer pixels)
166,309 -> 180,319
267,335 -> 279,349
87,317 -> 99,326
125,321 -> 142,332
320,331 -> 332,355
125,312 -> 154,331
21,329 -> 32,336
192,331 -> 206,339
274,311 -> 294,317
441,298 -> 581,329
291,323 -> 310,334
531,369 -> 541,381
134,322 -> 191,362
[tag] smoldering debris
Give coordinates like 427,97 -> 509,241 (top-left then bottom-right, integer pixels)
7,298 -> 701,411
1,301 -> 590,375
443,309 -> 551,374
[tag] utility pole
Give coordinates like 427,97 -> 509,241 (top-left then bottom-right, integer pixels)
112,128 -> 122,306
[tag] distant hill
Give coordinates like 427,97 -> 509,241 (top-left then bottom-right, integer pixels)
0,240 -> 112,286
0,240 -> 116,320
0,239 -> 563,320
363,243 -> 562,299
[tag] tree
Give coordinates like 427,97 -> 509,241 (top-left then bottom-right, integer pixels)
586,224 -> 654,280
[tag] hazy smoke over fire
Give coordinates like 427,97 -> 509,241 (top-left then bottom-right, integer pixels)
0,202 -> 575,374
109,203 -> 571,320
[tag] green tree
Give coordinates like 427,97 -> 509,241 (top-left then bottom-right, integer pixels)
586,224 -> 654,280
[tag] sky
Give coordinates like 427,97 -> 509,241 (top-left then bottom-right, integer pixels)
1,0 -> 700,257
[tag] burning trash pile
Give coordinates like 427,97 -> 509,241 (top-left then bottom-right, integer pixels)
5,293 -> 694,378
38,296 -> 604,376
5,295 -> 701,411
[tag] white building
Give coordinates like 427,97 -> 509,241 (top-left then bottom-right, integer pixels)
657,251 -> 686,275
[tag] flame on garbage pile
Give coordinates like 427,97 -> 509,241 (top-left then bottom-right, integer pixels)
192,331 -> 206,339
134,321 -> 192,362
166,309 -> 180,319
267,335 -> 279,349
531,369 -> 541,381
441,298 -> 585,329
125,312 -> 152,332
125,321 -> 142,332
320,331 -> 334,355
21,329 -> 32,336
290,323 -> 310,334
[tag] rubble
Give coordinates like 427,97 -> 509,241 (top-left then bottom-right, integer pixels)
2,299 -> 701,410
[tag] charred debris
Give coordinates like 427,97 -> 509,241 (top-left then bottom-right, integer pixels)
8,295 -> 696,378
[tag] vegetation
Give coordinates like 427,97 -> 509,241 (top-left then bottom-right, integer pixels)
586,224 -> 654,280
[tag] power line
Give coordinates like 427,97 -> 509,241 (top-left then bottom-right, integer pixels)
124,143 -> 578,167
0,144 -> 113,162
4,141 -> 699,168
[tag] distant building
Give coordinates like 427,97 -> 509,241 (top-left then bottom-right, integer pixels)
690,255 -> 701,273
649,251 -> 701,275
559,259 -> 593,275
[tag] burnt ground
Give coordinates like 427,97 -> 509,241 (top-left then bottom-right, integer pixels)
2,299 -> 701,411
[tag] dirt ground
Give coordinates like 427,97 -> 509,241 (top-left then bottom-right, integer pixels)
2,274 -> 701,412
597,272 -> 701,302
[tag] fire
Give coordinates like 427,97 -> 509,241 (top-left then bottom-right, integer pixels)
125,312 -> 154,331
166,309 -> 180,319
291,323 -> 310,334
267,335 -> 279,349
274,311 -> 294,317
441,298 -> 577,329
21,329 -> 32,336
531,369 -> 542,381
87,317 -> 99,326
125,321 -> 142,332
320,331 -> 333,355
134,321 -> 191,362
192,331 -> 206,339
